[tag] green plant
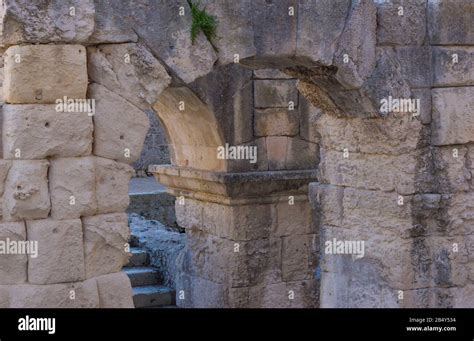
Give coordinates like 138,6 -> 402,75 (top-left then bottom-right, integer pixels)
188,0 -> 218,51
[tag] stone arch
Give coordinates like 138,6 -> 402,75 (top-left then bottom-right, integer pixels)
0,0 -> 473,309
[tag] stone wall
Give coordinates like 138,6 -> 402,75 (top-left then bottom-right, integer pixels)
0,0 -> 472,308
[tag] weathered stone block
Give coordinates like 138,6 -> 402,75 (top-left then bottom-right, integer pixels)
254,69 -> 293,79
95,272 -> 134,308
82,213 -> 130,278
175,272 -> 227,308
376,0 -> 427,45
2,104 -> 93,159
9,279 -> 99,308
27,218 -> 85,284
254,108 -> 299,136
89,83 -> 150,163
0,286 -> 9,308
334,0 -> 376,88
428,1 -> 474,44
282,234 -> 317,281
49,157 -> 97,220
299,96 -> 322,144
1,0 -> 95,45
254,79 -> 297,108
252,0 -> 297,58
87,43 -> 171,111
0,221 -> 27,284
108,0 -> 216,84
432,47 -> 474,87
433,146 -> 470,193
274,200 -> 312,237
4,45 -> 88,103
266,136 -> 288,170
95,157 -> 133,214
0,161 -> 12,197
297,0 -> 350,65
411,88 -> 431,125
3,160 -> 50,221
431,87 -> 474,146
175,198 -> 204,231
395,46 -> 431,88
286,137 -> 319,170
227,137 -> 269,172
89,0 -> 138,44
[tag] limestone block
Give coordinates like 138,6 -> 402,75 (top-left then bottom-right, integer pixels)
3,160 -> 50,221
108,0 -> 216,84
252,0 -> 297,58
89,83 -> 150,163
299,97 -> 322,144
95,272 -> 134,308
281,234 -> 318,281
9,279 -> 99,308
175,198 -> 204,231
254,80 -> 297,108
87,43 -> 171,111
0,221 -> 27,284
411,89 -> 431,125
395,46 -> 431,88
428,1 -> 474,44
201,0 -> 256,64
376,0 -> 427,45
254,108 -> 299,137
286,137 -> 319,170
433,146 -> 470,193
334,0 -> 376,88
318,149 -> 428,195
82,213 -> 130,278
175,272 -> 227,308
2,104 -> 93,159
27,219 -> 85,284
227,137 -> 268,172
1,0 -> 95,45
431,87 -> 474,146
230,279 -> 318,308
273,201 -> 313,237
89,0 -> 138,44
3,45 -> 87,103
49,157 -> 97,220
94,157 -> 134,214
440,192 -> 474,236
432,47 -> 474,87
266,136 -> 288,170
296,0 -> 350,65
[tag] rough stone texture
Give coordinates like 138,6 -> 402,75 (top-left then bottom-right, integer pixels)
395,46 -> 431,88
0,286 -> 9,308
376,0 -> 427,45
254,79 -> 298,108
3,160 -> 50,221
254,108 -> 299,137
254,69 -> 293,79
297,0 -> 350,65
89,83 -> 150,163
0,0 -> 95,45
274,201 -> 313,237
49,157 -> 97,220
82,213 -> 130,279
89,0 -> 138,44
432,47 -> 474,87
431,87 -> 474,146
95,272 -> 134,308
27,219 -> 85,284
9,279 -> 99,308
334,0 -> 376,88
428,0 -> 474,44
94,157 -> 134,214
0,221 -> 27,284
87,43 -> 171,111
3,45 -> 88,103
108,0 -> 217,83
281,234 -> 318,281
2,104 -> 93,159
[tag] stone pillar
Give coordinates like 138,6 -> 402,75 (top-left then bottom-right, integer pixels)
151,165 -> 319,308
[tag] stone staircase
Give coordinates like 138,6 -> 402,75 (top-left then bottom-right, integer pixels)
124,243 -> 176,308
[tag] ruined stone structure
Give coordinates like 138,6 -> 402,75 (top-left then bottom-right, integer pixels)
0,0 -> 473,308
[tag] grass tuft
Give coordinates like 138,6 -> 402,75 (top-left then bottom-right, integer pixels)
188,0 -> 218,52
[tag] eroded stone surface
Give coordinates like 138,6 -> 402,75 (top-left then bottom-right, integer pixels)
0,221 -> 27,284
95,272 -> 134,308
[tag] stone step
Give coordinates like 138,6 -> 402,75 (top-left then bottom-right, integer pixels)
133,285 -> 176,308
127,247 -> 149,267
123,267 -> 160,287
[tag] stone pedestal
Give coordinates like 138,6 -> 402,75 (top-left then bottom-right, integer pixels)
151,165 -> 319,308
